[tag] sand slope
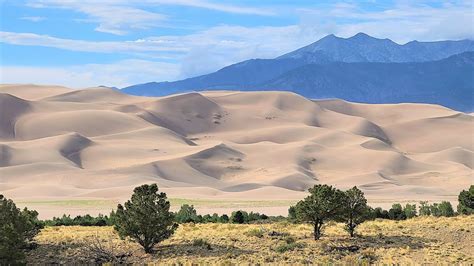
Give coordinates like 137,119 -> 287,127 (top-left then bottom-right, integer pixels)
0,85 -> 472,216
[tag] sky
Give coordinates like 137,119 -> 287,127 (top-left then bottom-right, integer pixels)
0,0 -> 473,88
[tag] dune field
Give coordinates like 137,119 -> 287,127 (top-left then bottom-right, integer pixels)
0,84 -> 472,217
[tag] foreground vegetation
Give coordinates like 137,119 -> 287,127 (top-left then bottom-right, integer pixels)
2,184 -> 473,263
26,216 -> 474,264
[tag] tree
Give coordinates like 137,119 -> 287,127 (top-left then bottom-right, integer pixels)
113,184 -> 178,253
288,205 -> 297,223
294,184 -> 345,240
339,186 -> 370,237
388,204 -> 406,220
438,201 -> 454,217
430,203 -> 442,217
0,195 -> 43,264
373,207 -> 389,219
403,203 -> 417,219
175,204 -> 198,223
457,185 -> 474,215
219,214 -> 229,223
231,210 -> 245,224
419,201 -> 431,216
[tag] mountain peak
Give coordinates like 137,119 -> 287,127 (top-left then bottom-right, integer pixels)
349,32 -> 376,40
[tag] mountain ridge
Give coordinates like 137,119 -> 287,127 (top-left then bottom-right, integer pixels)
122,33 -> 474,111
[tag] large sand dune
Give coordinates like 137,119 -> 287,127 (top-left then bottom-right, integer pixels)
0,85 -> 472,217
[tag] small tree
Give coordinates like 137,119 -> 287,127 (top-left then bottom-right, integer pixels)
175,204 -> 198,223
403,203 -> 417,219
339,186 -> 370,237
373,207 -> 389,219
430,203 -> 442,217
0,195 -> 43,264
457,185 -> 474,215
388,204 -> 406,220
113,184 -> 178,253
288,205 -> 297,223
295,184 -> 345,240
419,201 -> 431,216
231,210 -> 245,224
219,214 -> 229,223
438,201 -> 454,217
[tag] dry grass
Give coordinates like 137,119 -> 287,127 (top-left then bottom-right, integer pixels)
27,216 -> 474,264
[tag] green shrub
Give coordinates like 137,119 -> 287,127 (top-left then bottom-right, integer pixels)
403,203 -> 417,219
43,214 -> 111,226
339,186 -> 371,237
419,201 -> 431,216
0,195 -> 43,264
113,184 -> 178,253
457,185 -> 474,215
295,184 -> 346,240
219,214 -> 229,223
175,204 -> 199,223
275,241 -> 305,253
231,211 -> 245,224
388,204 -> 406,220
373,207 -> 389,219
438,201 -> 455,217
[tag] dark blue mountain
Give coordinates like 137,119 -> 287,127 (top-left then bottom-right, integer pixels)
259,52 -> 474,111
122,33 -> 474,111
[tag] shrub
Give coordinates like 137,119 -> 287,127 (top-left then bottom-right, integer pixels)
0,195 -> 43,264
219,214 -> 229,223
457,185 -> 474,215
288,205 -> 297,223
294,184 -> 345,240
373,207 -> 389,219
430,203 -> 442,217
244,228 -> 264,238
275,241 -> 305,253
113,184 -> 178,253
175,204 -> 199,223
419,201 -> 431,216
403,203 -> 417,219
339,186 -> 371,237
192,238 -> 212,250
438,201 -> 455,217
44,214 -> 111,226
388,204 -> 406,220
231,210 -> 245,224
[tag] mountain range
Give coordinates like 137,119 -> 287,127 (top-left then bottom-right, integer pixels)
122,33 -> 474,111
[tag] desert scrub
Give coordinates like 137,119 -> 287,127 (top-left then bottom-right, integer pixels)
244,228 -> 265,238
27,216 -> 474,264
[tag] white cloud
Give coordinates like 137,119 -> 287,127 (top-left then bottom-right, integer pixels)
20,16 -> 46,22
152,0 -> 274,15
27,0 -> 273,35
0,31 -> 188,54
297,1 -> 474,43
0,60 -> 180,88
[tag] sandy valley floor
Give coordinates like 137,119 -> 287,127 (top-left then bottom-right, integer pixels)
0,84 -> 473,217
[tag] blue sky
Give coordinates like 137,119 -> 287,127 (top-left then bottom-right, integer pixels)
0,0 -> 472,88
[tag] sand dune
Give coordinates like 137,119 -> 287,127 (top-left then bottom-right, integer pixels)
0,84 -> 472,217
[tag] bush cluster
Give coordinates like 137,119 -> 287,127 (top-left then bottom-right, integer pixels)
0,195 -> 43,264
174,204 -> 273,224
43,214 -> 113,226
372,201 -> 455,220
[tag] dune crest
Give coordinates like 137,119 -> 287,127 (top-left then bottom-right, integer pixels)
0,84 -> 472,214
